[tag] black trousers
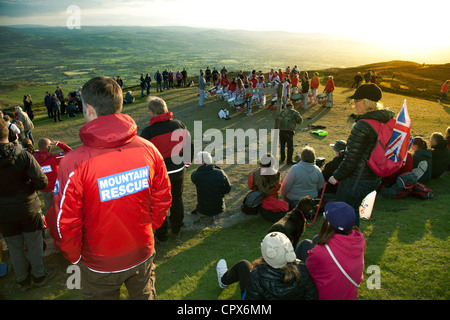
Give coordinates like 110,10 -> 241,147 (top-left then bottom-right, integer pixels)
221,260 -> 252,297
154,171 -> 185,241
279,130 -> 294,163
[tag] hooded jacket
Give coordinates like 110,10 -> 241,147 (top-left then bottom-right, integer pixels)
191,164 -> 231,216
0,142 -> 48,237
281,161 -> 325,201
46,113 -> 172,273
333,109 -> 396,182
140,112 -> 193,180
245,260 -> 318,300
33,141 -> 72,192
306,230 -> 365,300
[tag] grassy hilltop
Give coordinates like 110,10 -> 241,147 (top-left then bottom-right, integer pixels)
0,26 -> 449,301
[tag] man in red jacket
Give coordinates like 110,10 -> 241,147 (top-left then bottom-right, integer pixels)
33,139 -> 72,215
46,77 -> 172,300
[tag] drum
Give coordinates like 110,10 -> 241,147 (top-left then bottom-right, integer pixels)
235,99 -> 246,108
223,92 -> 230,101
317,93 -> 328,105
307,90 -> 313,98
291,93 -> 302,102
216,89 -> 223,98
227,97 -> 236,107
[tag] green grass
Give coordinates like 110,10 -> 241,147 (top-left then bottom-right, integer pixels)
0,81 -> 449,300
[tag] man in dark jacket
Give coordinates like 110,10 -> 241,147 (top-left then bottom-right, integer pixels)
0,118 -> 53,292
430,132 -> 450,178
191,151 -> 231,224
328,84 -> 395,227
141,97 -> 194,242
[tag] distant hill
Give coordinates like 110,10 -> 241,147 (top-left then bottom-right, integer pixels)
316,60 -> 450,102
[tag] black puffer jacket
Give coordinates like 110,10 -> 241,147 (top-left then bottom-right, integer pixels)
333,108 -> 395,182
431,139 -> 450,178
0,142 -> 48,236
191,164 -> 231,216
245,260 -> 318,300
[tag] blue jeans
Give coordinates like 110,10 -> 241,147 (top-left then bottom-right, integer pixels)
335,176 -> 380,227
156,82 -> 162,92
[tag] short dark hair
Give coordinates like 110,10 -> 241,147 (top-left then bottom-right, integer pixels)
301,146 -> 316,163
81,77 -> 123,116
0,119 -> 8,141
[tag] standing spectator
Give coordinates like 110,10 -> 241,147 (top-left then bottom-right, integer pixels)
328,84 -> 395,227
162,69 -> 169,90
33,138 -> 72,215
363,70 -> 371,83
301,72 -> 310,110
310,72 -> 320,104
46,77 -> 172,300
44,92 -> 53,119
323,76 -> 335,108
23,94 -> 34,121
15,106 -> 34,145
296,201 -> 365,300
140,97 -> 193,243
370,71 -> 379,84
198,70 -> 207,107
191,151 -> 231,224
352,72 -> 363,88
116,76 -> 123,88
438,80 -> 449,104
205,66 -> 212,84
155,70 -> 163,92
55,85 -> 66,115
212,67 -> 219,85
51,93 -> 63,123
3,114 -> 20,145
0,119 -> 53,292
220,66 -> 228,77
430,132 -> 450,179
176,70 -> 183,88
181,68 -> 188,88
168,70 -> 174,89
140,73 -> 146,97
145,73 -> 152,95
281,146 -> 325,210
276,103 -> 303,164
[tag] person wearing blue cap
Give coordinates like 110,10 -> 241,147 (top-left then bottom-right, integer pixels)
295,201 -> 365,300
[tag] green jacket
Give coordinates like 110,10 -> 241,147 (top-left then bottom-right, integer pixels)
277,107 -> 303,132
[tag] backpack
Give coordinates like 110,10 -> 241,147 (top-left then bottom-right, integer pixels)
360,118 -> 404,177
410,182 -> 434,199
241,190 -> 264,215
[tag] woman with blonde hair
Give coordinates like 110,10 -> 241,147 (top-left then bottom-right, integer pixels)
216,232 -> 318,300
328,84 -> 395,227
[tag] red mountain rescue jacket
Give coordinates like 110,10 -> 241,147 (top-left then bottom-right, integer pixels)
46,113 -> 172,272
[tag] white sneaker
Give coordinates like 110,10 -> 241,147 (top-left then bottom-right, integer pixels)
412,160 -> 428,180
216,259 -> 228,289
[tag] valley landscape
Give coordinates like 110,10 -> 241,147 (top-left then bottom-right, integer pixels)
0,24 -> 449,302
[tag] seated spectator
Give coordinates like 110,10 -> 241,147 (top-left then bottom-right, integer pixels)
430,132 -> 450,179
191,151 -> 231,225
281,146 -> 325,210
216,232 -> 318,300
66,102 -> 77,118
382,150 -> 413,187
124,90 -> 135,104
296,201 -> 365,300
411,137 -> 432,184
321,140 -> 347,201
248,153 -> 281,198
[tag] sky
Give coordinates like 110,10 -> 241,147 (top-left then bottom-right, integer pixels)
0,0 -> 449,61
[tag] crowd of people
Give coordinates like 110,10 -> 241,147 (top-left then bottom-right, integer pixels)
0,68 -> 449,301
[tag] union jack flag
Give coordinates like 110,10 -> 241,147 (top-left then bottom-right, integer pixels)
385,99 -> 411,163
